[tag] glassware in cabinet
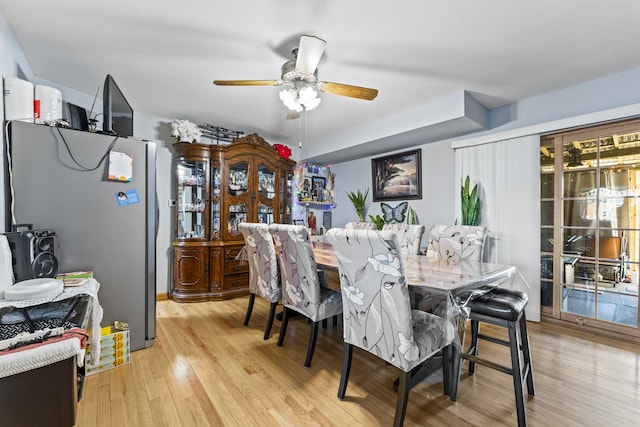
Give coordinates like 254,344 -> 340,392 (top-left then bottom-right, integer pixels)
211,162 -> 221,240
176,159 -> 206,239
257,163 -> 276,199
257,202 -> 274,225
228,161 -> 248,196
227,202 -> 248,235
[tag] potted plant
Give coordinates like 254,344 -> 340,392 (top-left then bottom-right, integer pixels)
368,214 -> 386,230
406,206 -> 418,224
461,175 -> 480,226
171,119 -> 202,143
347,188 -> 369,221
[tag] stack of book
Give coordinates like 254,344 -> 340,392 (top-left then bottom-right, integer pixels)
86,325 -> 130,375
55,270 -> 94,287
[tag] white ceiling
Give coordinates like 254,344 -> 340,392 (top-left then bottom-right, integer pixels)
3,1 -> 640,162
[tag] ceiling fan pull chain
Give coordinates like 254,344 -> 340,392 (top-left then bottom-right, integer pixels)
305,110 -> 308,148
298,113 -> 303,149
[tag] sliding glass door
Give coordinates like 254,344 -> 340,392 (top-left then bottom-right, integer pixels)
541,119 -> 640,338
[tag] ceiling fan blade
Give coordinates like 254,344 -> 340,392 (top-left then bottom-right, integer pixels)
213,80 -> 281,86
295,35 -> 327,75
317,81 -> 378,100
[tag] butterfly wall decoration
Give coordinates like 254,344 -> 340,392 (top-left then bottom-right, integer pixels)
381,202 -> 408,223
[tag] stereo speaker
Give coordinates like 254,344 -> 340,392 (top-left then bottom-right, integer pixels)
3,227 -> 59,282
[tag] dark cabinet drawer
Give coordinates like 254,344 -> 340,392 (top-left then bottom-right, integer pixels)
225,259 -> 248,274
225,273 -> 248,289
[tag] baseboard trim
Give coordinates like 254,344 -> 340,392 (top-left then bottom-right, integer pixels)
156,293 -> 169,301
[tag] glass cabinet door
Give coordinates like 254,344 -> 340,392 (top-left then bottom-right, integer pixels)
211,162 -> 221,240
256,162 -> 277,225
257,163 -> 276,199
282,171 -> 293,224
226,159 -> 250,239
227,202 -> 248,236
177,159 -> 207,239
257,202 -> 274,225
229,161 -> 248,197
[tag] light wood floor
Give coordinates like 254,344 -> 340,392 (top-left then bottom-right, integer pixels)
76,297 -> 640,426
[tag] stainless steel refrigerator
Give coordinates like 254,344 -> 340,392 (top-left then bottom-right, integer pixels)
6,121 -> 156,351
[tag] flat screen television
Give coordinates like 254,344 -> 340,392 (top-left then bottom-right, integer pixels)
103,74 -> 133,136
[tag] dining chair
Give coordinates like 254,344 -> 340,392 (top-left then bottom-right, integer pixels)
326,228 -> 456,427
381,223 -> 425,255
239,222 -> 281,340
268,224 -> 342,367
345,221 -> 377,230
426,224 -> 487,263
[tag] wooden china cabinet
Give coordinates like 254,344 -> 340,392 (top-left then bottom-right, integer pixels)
171,134 -> 295,302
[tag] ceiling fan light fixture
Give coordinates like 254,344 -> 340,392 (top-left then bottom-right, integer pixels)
278,84 -> 321,112
279,88 -> 303,112
298,86 -> 321,110
213,35 -> 379,118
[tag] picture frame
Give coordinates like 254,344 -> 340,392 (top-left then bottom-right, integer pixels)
311,176 -> 326,190
371,149 -> 422,201
293,219 -> 305,226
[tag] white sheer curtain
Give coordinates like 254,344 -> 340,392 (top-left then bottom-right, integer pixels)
454,135 -> 541,321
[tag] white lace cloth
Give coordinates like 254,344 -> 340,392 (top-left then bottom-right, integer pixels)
0,337 -> 84,378
0,279 -> 103,377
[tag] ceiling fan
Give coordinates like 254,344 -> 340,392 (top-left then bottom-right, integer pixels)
213,35 -> 378,117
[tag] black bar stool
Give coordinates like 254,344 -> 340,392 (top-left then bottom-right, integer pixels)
450,288 -> 535,427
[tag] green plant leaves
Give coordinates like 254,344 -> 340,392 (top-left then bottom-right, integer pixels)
347,188 -> 369,221
346,188 -> 369,207
368,214 -> 386,230
461,175 -> 480,226
406,206 -> 417,224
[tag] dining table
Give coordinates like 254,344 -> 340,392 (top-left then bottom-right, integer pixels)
312,241 -> 528,394
313,242 -> 524,314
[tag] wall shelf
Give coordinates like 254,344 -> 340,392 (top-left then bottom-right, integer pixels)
301,201 -> 337,210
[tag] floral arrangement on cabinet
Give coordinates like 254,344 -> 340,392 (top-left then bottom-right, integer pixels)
171,119 -> 202,143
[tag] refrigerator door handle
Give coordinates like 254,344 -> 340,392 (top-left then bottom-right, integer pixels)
155,192 -> 160,239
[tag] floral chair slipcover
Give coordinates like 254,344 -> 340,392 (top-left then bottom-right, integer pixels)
426,225 -> 487,263
326,228 -> 456,426
239,222 -> 281,340
345,222 -> 377,230
381,223 -> 425,255
268,224 -> 342,367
